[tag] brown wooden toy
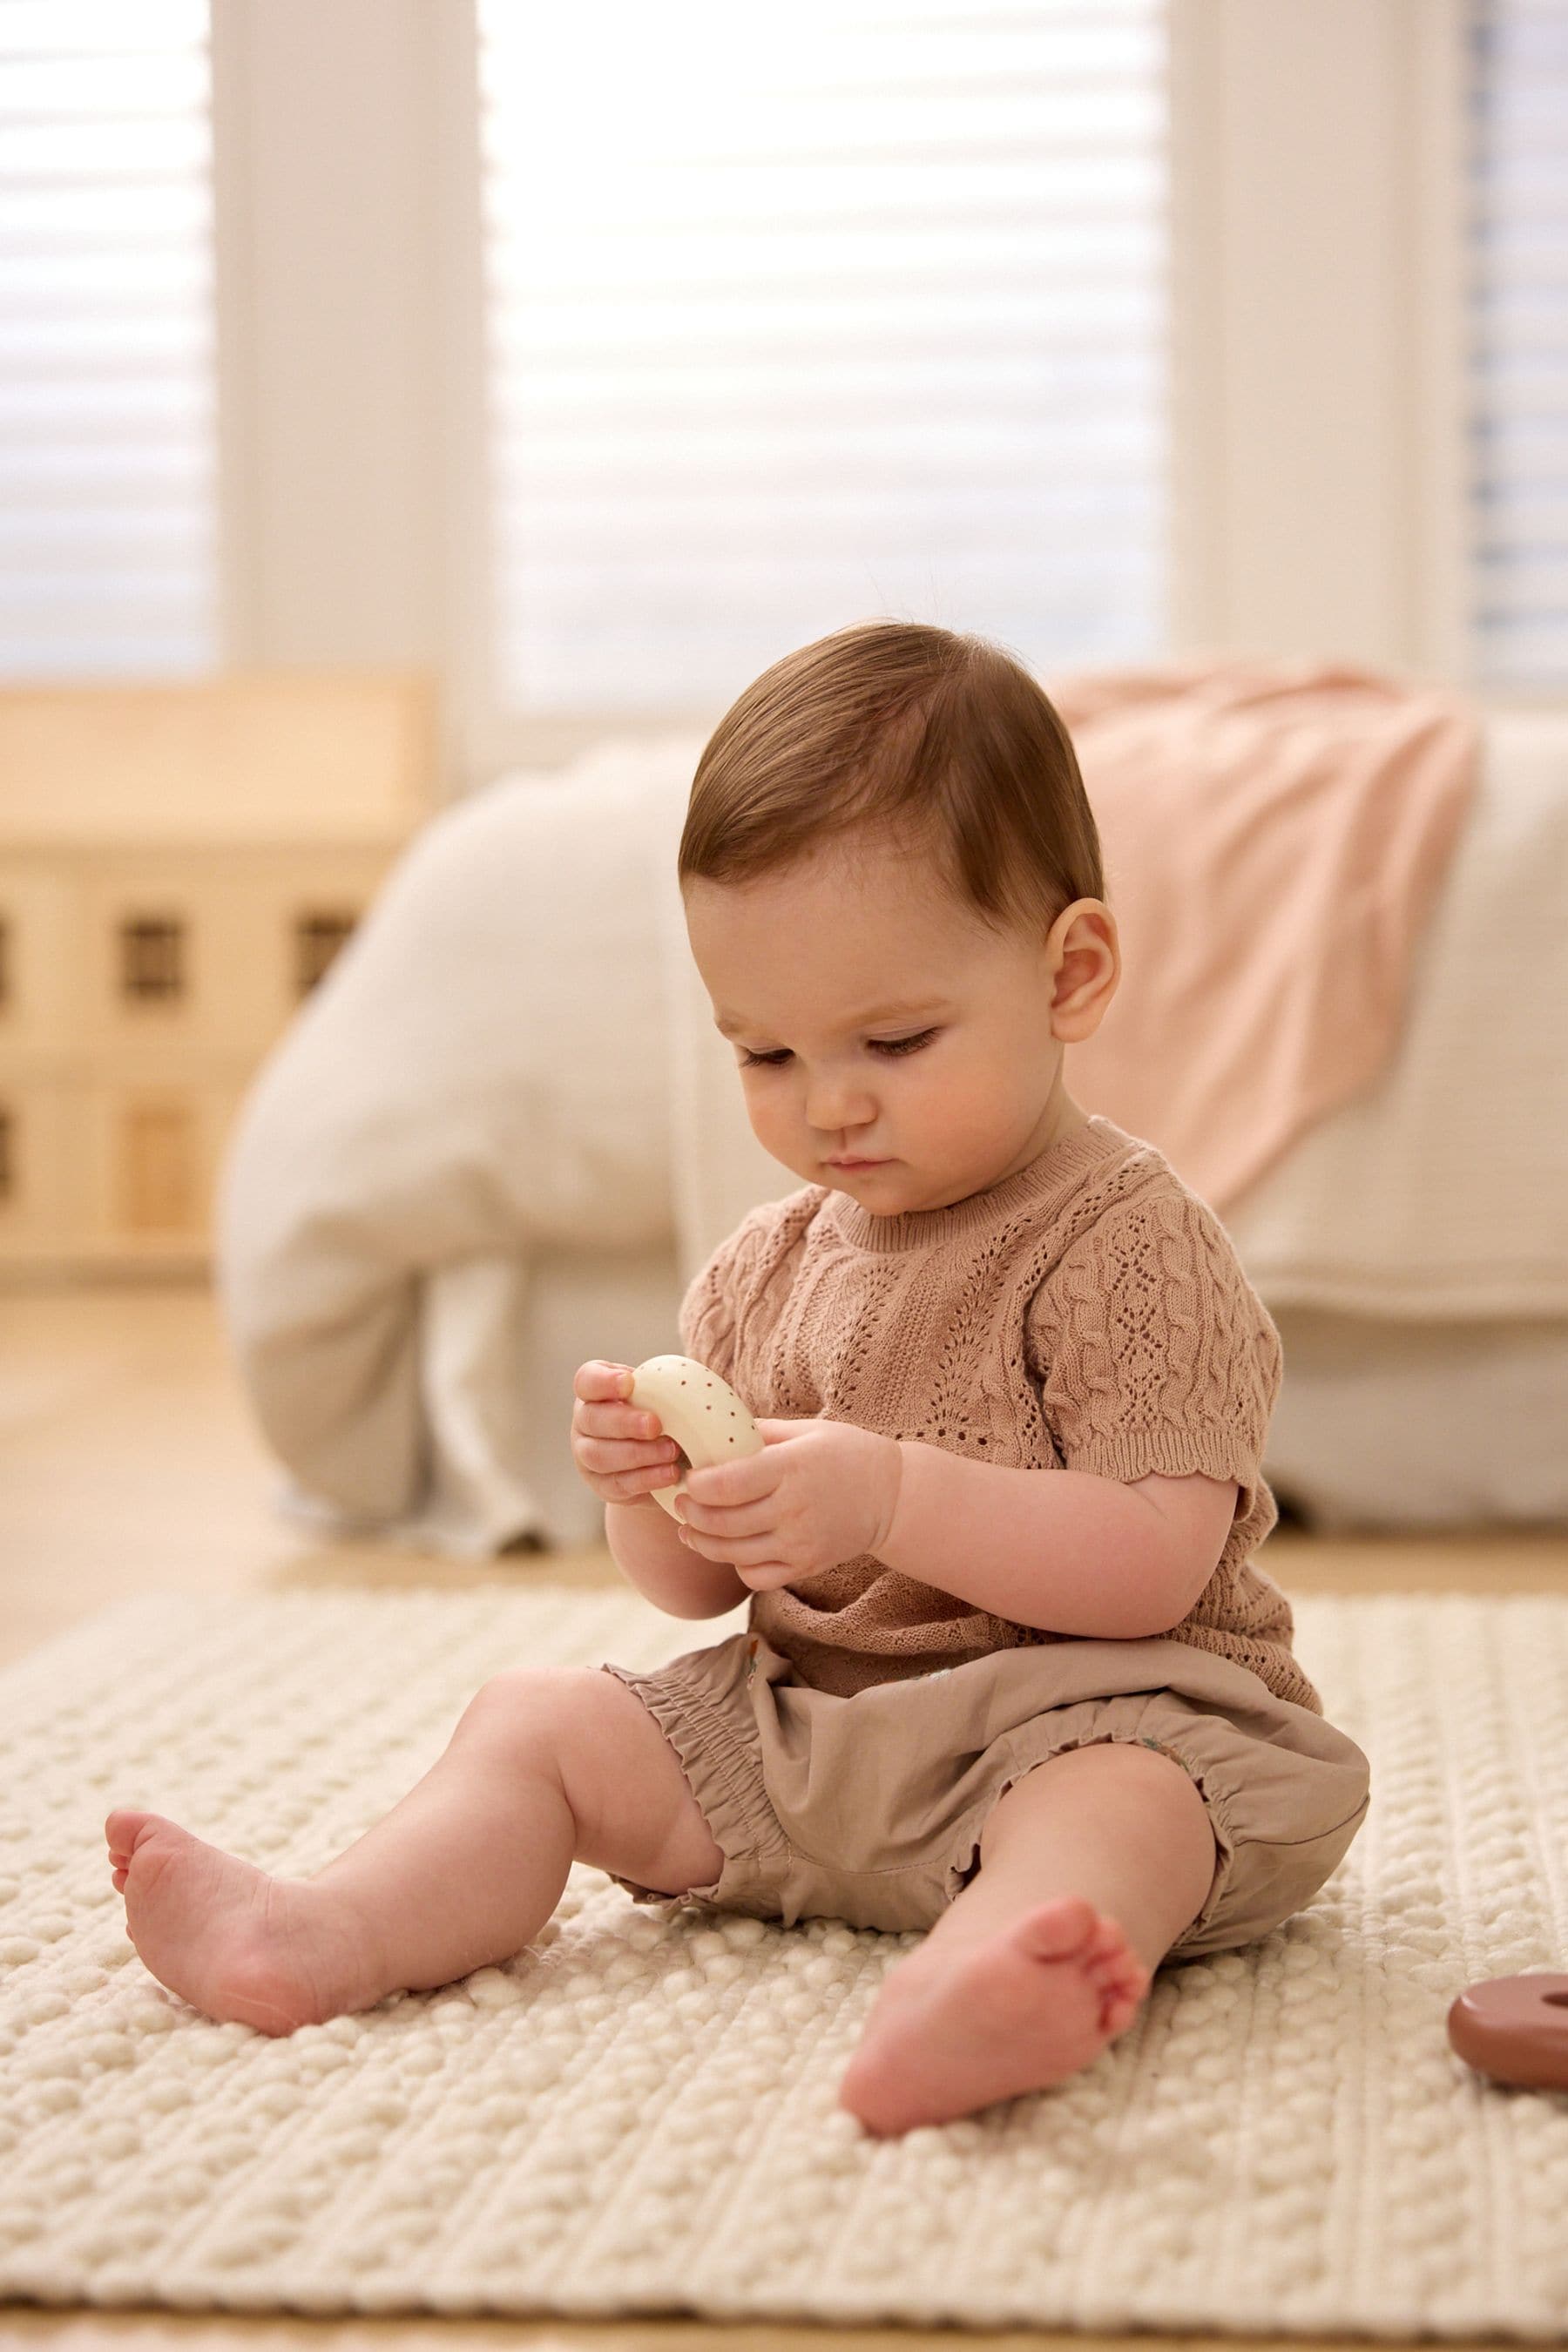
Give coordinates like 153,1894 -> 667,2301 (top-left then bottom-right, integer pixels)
1447,1972 -> 1568,2091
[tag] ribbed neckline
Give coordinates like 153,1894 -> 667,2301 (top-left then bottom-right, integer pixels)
821,1112 -> 1139,1254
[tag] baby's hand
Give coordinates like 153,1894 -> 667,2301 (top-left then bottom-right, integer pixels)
571,1362 -> 685,1505
673,1416 -> 903,1587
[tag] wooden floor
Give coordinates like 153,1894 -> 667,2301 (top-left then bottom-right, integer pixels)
3,1280 -> 1562,2352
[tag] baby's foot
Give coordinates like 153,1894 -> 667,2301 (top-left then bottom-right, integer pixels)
837,1895 -> 1150,2135
105,1809 -> 380,2035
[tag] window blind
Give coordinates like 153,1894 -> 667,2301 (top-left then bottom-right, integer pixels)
475,0 -> 1169,716
1466,0 -> 1568,688
0,0 -> 220,681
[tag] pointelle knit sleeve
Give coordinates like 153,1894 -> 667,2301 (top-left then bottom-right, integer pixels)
1023,1181 -> 1283,1531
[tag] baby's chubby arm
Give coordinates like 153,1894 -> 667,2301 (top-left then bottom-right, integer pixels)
668,1405 -> 1235,1639
877,1444 -> 1240,1639
605,1490 -> 749,1619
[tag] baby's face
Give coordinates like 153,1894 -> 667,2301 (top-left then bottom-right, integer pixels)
684,837 -> 1103,1216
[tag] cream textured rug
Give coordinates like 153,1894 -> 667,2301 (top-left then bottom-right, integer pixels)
2,1586 -> 1566,2336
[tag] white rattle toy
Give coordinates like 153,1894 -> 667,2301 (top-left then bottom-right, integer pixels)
628,1354 -> 764,1519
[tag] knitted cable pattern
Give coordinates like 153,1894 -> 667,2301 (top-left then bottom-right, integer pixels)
1028,1187 -> 1310,1711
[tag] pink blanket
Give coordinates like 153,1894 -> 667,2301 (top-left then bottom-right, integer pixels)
1040,655 -> 1481,1213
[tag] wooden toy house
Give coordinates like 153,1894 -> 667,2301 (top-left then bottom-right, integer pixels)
0,671 -> 435,1276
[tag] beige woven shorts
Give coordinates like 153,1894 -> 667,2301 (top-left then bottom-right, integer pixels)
600,1626 -> 1370,1957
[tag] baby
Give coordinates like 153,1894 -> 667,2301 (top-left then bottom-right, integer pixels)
105,619 -> 1371,2136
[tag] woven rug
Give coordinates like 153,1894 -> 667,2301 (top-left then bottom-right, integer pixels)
2,1586 -> 1565,2337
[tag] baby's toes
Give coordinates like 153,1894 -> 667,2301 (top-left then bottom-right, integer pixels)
105,1808 -> 153,1861
1105,1940 -> 1149,1990
1100,1983 -> 1144,2037
1083,1909 -> 1132,1961
1119,1939 -> 1152,1994
1082,1922 -> 1127,1983
105,1809 -> 161,1895
1095,1936 -> 1147,1988
1083,1930 -> 1150,2031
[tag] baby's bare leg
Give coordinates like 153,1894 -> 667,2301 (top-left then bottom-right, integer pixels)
839,1740 -> 1218,2135
105,1666 -> 723,2034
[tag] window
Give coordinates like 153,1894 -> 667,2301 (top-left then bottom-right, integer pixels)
473,0 -> 1168,718
1464,0 -> 1568,688
119,915 -> 185,1003
0,0 -> 221,679
9,9 -> 1563,745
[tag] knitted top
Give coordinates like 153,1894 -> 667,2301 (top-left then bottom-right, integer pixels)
678,1112 -> 1319,1713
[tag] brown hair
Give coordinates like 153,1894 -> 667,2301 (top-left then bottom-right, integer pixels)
678,618 -> 1105,941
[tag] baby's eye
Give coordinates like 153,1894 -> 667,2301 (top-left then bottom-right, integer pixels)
740,1029 -> 937,1070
